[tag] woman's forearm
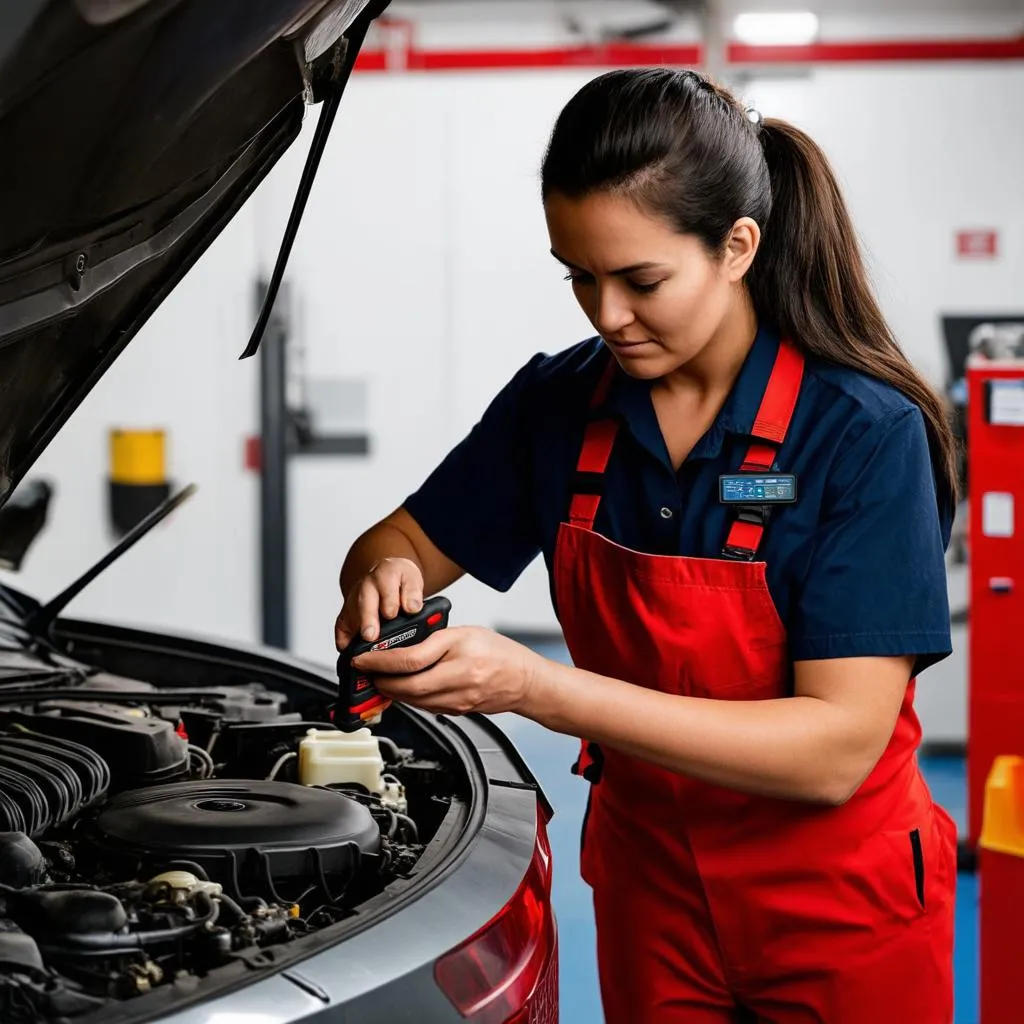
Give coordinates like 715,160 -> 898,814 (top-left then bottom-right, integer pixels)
339,522 -> 424,597
339,508 -> 464,599
523,659 -> 869,805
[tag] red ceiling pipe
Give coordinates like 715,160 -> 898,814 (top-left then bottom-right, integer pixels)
354,34 -> 1024,72
729,36 -> 1024,64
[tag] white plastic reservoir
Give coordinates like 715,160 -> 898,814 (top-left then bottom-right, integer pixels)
297,728 -> 406,811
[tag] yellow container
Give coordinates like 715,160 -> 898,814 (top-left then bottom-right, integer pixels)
109,429 -> 166,486
979,755 -> 1024,858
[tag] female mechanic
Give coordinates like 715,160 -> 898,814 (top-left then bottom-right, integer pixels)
336,69 -> 958,1023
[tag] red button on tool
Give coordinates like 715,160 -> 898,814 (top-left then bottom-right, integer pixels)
427,612 -> 443,626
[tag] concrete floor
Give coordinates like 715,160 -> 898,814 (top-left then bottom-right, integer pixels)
494,641 -> 980,1024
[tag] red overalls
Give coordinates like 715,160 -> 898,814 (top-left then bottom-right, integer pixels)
555,340 -> 957,1023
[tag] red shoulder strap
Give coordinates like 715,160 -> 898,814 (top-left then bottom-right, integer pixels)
568,356 -> 619,530
723,338 -> 804,559
566,340 -> 804,548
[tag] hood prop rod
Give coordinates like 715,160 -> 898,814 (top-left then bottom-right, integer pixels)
238,19 -> 370,361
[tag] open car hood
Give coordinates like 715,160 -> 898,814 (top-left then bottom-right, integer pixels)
0,0 -> 387,509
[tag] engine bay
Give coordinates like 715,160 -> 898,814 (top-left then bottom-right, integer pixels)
0,659 -> 461,1022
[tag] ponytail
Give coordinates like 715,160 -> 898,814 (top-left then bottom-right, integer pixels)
540,70 -> 958,503
748,119 -> 959,501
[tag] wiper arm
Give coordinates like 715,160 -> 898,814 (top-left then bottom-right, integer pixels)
26,484 -> 197,637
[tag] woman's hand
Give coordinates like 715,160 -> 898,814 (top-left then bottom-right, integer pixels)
351,626 -> 545,717
335,557 -> 425,650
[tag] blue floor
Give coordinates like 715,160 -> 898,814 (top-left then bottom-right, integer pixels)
498,641 -> 979,1023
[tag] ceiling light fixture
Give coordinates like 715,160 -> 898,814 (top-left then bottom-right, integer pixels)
733,12 -> 820,46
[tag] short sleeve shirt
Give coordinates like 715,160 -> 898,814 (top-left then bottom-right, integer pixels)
404,326 -> 954,674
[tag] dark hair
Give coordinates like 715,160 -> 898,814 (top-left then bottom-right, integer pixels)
541,67 -> 958,502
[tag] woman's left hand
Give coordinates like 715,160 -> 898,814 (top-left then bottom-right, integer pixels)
351,626 -> 545,717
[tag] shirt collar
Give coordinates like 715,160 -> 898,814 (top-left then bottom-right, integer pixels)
595,324 -> 782,464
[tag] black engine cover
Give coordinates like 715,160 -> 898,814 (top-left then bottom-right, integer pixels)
90,781 -> 380,904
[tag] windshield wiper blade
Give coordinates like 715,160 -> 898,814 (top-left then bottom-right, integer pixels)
26,484 -> 197,637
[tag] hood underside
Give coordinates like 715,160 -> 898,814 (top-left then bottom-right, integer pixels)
0,0 -> 386,509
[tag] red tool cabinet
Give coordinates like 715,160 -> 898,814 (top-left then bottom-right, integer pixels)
967,354 -> 1024,848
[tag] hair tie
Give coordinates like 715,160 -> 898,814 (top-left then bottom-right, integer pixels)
746,107 -> 764,129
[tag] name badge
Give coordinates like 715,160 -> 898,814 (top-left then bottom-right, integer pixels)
719,473 -> 798,505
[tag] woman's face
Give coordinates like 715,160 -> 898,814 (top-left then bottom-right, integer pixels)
544,190 -> 758,379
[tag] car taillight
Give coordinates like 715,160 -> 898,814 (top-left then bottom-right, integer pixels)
434,803 -> 558,1023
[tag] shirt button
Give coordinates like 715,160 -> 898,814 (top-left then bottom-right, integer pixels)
660,507 -> 674,520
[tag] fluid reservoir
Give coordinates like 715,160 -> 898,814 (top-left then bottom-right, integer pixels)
298,729 -> 385,795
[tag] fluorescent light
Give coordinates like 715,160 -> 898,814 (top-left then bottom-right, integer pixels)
733,12 -> 820,46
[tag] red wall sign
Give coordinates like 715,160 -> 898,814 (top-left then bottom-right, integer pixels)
957,230 -> 999,259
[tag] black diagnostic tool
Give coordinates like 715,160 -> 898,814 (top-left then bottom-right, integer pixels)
336,596 -> 452,731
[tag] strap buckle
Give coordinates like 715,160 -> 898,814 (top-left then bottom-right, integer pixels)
572,470 -> 605,496
736,505 -> 772,526
721,504 -> 771,561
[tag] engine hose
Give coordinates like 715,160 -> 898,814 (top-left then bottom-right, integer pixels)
0,792 -> 26,834
266,751 -> 296,781
187,745 -> 215,779
393,812 -> 419,844
213,891 -> 247,925
0,742 -> 78,823
0,762 -> 48,835
375,736 -> 401,764
39,891 -> 219,951
0,730 -> 110,817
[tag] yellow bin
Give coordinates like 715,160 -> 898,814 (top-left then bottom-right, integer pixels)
109,429 -> 166,486
979,754 -> 1024,1023
107,429 -> 170,536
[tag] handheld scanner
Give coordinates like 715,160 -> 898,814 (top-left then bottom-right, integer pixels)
335,596 -> 452,732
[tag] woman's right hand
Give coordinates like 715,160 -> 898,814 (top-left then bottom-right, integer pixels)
335,557 -> 425,651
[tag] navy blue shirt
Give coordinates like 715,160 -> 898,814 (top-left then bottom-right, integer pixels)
405,326 -> 954,674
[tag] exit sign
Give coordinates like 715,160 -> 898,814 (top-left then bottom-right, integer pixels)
957,229 -> 999,259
